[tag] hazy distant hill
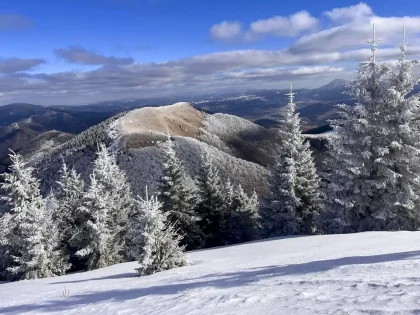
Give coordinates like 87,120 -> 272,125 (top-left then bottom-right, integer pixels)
0,103 -> 48,127
192,79 -> 353,128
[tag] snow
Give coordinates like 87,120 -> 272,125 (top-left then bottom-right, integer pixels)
2,231 -> 420,314
304,130 -> 335,138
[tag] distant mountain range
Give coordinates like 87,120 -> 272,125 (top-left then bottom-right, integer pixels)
0,78 -> 393,174
0,105 -> 117,173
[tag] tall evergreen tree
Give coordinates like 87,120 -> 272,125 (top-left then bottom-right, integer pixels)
376,26 -> 420,230
0,152 -> 69,281
55,161 -> 86,270
74,173 -> 116,270
134,190 -> 187,276
157,135 -> 202,250
73,144 -> 133,270
263,84 -> 322,237
195,148 -> 229,247
92,144 -> 133,256
327,25 -> 420,232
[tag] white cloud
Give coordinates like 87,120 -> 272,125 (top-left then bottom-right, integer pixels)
210,11 -> 318,42
290,15 -> 420,54
209,21 -> 242,40
323,2 -> 373,25
3,3 -> 420,105
291,66 -> 344,75
248,11 -> 318,38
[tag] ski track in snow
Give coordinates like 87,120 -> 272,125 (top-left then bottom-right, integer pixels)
2,232 -> 420,314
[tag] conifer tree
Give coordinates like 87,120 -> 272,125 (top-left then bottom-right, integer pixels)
263,84 -> 322,237
195,148 -> 228,247
226,184 -> 260,243
135,190 -> 187,276
42,193 -> 71,276
263,154 -> 300,236
55,161 -> 86,270
74,173 -> 115,270
327,25 -> 420,231
92,144 -> 133,256
375,26 -> 420,230
74,144 -> 133,270
157,135 -> 202,250
0,152 -> 69,280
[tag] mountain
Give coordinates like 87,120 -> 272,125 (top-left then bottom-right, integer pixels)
191,79 -> 353,128
1,231 -> 419,314
34,102 -> 280,198
0,78 -> 350,174
316,78 -> 348,91
0,103 -> 48,127
0,104 -> 134,174
0,110 -> 86,154
0,79 -> 353,132
18,131 -> 74,165
32,102 -> 332,202
0,110 -> 90,174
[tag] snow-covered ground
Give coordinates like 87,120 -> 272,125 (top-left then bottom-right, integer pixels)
1,231 -> 420,314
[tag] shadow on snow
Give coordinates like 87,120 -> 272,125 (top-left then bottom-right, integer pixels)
1,250 -> 420,314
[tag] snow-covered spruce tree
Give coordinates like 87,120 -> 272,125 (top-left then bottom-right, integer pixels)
92,144 -> 134,258
0,152 -> 69,281
379,27 -> 420,230
134,190 -> 187,276
55,161 -> 86,270
42,193 -> 71,276
74,144 -> 134,269
157,135 -> 202,250
195,148 -> 229,247
74,173 -> 114,270
263,84 -> 322,237
226,184 -> 260,244
263,152 -> 301,236
327,25 -> 420,232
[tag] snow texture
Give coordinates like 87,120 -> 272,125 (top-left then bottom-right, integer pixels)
119,136 -> 269,198
1,232 -> 420,314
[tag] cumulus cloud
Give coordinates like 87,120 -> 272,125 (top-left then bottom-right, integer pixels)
247,11 -> 318,38
54,46 -> 134,65
210,11 -> 318,42
323,2 -> 374,25
209,21 -> 242,40
0,58 -> 45,74
0,14 -> 33,31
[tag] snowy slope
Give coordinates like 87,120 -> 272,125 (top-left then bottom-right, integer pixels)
1,232 -> 420,315
35,103 -> 273,197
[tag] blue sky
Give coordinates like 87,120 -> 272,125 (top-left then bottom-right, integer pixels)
0,0 -> 420,104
